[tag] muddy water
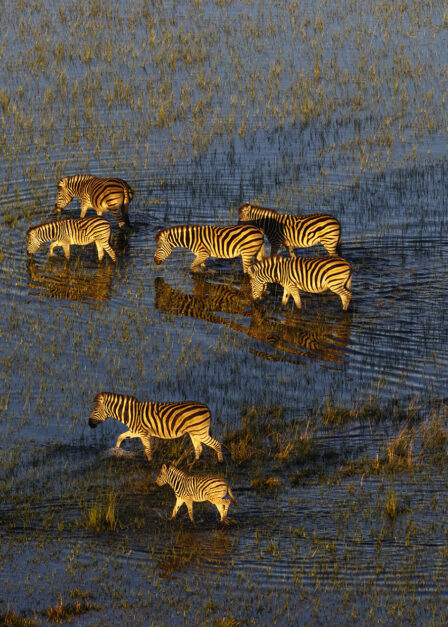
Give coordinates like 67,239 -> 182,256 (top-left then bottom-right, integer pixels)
1,0 -> 448,623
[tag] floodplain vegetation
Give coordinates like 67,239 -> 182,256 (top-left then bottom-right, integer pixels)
0,0 -> 447,623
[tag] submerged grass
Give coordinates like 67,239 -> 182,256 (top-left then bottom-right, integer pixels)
1,0 -> 448,623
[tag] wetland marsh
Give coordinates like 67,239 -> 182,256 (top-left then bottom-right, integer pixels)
1,0 -> 448,624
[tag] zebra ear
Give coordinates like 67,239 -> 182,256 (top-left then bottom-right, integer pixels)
161,463 -> 167,471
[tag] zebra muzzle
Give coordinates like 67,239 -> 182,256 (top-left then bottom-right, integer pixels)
88,418 -> 100,428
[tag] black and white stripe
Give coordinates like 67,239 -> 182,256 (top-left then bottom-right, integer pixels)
238,203 -> 342,256
155,463 -> 236,522
154,224 -> 265,273
55,174 -> 134,227
248,255 -> 352,310
26,217 -> 116,261
89,392 -> 223,462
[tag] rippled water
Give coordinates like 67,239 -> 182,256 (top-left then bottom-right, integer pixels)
1,0 -> 448,623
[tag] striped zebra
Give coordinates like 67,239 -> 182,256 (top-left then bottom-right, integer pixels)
248,255 -> 352,310
55,174 -> 134,228
154,224 -> 265,273
238,203 -> 342,256
26,217 -> 116,261
155,463 -> 236,523
88,392 -> 223,462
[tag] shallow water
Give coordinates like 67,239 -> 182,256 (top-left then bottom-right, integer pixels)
1,0 -> 448,623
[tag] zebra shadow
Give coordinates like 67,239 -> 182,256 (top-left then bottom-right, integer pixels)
27,258 -> 115,305
156,527 -> 234,579
154,277 -> 352,366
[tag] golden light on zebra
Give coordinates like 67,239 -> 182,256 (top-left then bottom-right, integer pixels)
154,224 -> 265,273
248,255 -> 352,310
55,174 -> 134,228
155,463 -> 236,523
26,217 -> 116,261
88,392 -> 223,462
238,203 -> 342,256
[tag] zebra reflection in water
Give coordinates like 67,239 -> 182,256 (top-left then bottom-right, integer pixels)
154,277 -> 352,365
27,259 -> 115,305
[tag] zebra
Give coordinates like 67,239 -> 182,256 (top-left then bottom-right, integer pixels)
248,255 -> 352,310
55,174 -> 134,228
88,392 -> 223,462
154,224 -> 265,273
26,217 -> 116,261
238,203 -> 342,256
155,463 -> 236,523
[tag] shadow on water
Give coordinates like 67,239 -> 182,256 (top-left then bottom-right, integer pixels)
27,258 -> 116,305
155,276 -> 352,366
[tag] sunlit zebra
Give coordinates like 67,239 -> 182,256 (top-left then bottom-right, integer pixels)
154,224 -> 265,273
238,203 -> 342,256
155,463 -> 236,523
55,174 -> 134,228
26,217 -> 116,261
248,255 -> 352,310
88,392 -> 223,462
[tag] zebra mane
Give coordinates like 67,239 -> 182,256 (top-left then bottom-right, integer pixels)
155,225 -> 206,241
168,463 -> 188,478
100,391 -> 140,404
239,204 -> 279,217
27,219 -> 64,237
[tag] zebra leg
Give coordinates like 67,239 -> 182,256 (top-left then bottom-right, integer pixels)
281,287 -> 291,306
190,436 -> 203,461
185,499 -> 195,522
62,243 -> 71,259
201,435 -> 223,462
116,430 -> 139,448
290,287 -> 302,309
214,499 -> 230,523
256,243 -> 266,262
49,241 -> 59,257
338,290 -> 352,311
241,253 -> 253,274
190,251 -> 209,272
95,242 -> 105,261
103,242 -> 116,262
171,497 -> 185,519
80,200 -> 89,218
139,435 -> 153,460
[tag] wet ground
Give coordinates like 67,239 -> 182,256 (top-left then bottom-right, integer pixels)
1,1 -> 447,624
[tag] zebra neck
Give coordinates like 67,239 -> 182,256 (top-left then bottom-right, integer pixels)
37,221 -> 59,242
68,174 -> 94,194
169,226 -> 194,247
103,394 -> 140,425
168,465 -> 188,487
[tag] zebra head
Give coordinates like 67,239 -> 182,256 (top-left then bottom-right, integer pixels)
247,264 -> 266,301
155,463 -> 170,486
26,226 -> 42,255
89,392 -> 108,428
154,229 -> 173,265
237,203 -> 252,223
55,177 -> 74,211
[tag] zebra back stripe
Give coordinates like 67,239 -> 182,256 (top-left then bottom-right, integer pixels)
249,255 -> 352,310
89,392 -> 223,462
154,224 -> 265,272
238,203 -> 341,255
155,463 -> 236,522
26,217 -> 115,261
56,174 -> 133,227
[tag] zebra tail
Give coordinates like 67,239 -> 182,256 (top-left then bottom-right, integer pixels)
344,267 -> 352,291
124,184 -> 134,203
227,486 -> 237,507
